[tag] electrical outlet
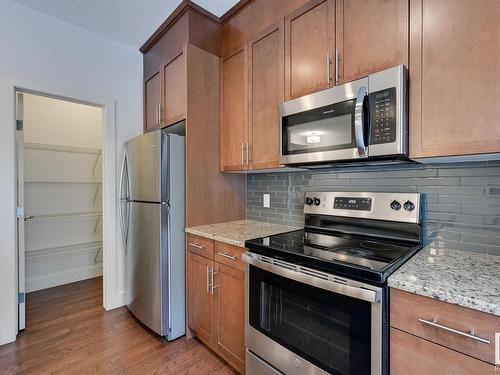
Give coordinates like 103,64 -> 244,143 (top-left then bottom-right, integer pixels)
263,193 -> 270,208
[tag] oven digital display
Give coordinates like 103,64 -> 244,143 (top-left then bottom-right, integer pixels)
334,197 -> 372,211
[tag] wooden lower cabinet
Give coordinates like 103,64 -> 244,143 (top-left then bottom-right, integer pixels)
391,328 -> 497,375
187,251 -> 213,346
187,240 -> 245,374
213,263 -> 245,373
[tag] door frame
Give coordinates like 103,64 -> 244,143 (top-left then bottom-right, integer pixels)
0,75 -> 121,345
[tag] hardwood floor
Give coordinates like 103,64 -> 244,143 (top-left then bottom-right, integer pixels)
0,277 -> 236,375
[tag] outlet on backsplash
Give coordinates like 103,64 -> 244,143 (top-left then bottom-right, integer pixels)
263,193 -> 270,208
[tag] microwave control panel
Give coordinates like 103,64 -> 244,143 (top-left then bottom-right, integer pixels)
369,87 -> 396,144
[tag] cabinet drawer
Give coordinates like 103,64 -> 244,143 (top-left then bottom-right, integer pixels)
391,328 -> 496,375
214,242 -> 245,271
186,234 -> 214,259
390,288 -> 499,364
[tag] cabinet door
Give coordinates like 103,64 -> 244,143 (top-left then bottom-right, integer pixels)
187,252 -> 213,346
285,0 -> 334,99
336,0 -> 408,83
163,52 -> 187,126
144,72 -> 161,132
391,328 -> 497,374
248,22 -> 284,170
213,263 -> 245,373
220,48 -> 248,171
410,0 -> 500,158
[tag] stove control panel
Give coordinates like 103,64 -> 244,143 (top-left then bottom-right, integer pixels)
334,197 -> 372,211
304,192 -> 421,224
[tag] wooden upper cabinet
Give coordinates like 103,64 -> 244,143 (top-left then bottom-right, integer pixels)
248,22 -> 285,170
213,263 -> 245,373
220,48 -> 248,171
409,0 -> 500,158
187,251 -> 213,346
145,73 -> 161,132
163,51 -> 187,126
285,0 -> 335,100
335,0 -> 408,83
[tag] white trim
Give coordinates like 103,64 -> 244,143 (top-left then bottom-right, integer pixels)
26,264 -> 103,293
0,74 -> 123,345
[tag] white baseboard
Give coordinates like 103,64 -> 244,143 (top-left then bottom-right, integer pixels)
26,264 -> 103,292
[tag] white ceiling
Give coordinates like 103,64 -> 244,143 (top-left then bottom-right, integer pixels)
11,0 -> 240,48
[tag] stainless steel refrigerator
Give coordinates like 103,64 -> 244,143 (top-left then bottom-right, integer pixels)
119,129 -> 185,340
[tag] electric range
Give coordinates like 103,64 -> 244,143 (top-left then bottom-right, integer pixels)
243,192 -> 423,375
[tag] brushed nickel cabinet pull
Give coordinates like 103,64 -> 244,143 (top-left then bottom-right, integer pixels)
206,266 -> 210,293
210,269 -> 218,294
241,142 -> 245,165
335,49 -> 339,83
217,252 -> 237,260
326,52 -> 331,84
246,142 -> 250,165
189,242 -> 205,249
418,318 -> 491,344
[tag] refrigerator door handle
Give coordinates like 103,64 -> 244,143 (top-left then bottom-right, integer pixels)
119,148 -> 130,247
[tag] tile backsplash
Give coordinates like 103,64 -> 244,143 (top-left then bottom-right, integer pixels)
247,161 -> 500,255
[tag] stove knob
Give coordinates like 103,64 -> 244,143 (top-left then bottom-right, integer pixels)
305,197 -> 314,205
403,200 -> 415,211
390,200 -> 401,210
313,198 -> 321,206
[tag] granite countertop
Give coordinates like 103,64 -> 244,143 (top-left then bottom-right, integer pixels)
185,220 -> 299,248
388,241 -> 500,316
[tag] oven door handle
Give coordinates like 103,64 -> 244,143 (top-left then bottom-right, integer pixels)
354,86 -> 368,158
242,252 -> 381,304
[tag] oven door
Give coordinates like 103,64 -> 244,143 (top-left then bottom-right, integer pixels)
279,78 -> 369,165
243,252 -> 383,375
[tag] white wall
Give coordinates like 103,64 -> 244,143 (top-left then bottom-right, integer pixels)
0,0 -> 142,345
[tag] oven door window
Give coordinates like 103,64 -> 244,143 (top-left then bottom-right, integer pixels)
249,265 -> 371,375
282,100 -> 356,155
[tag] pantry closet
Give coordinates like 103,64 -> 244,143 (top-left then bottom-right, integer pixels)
22,92 -> 103,292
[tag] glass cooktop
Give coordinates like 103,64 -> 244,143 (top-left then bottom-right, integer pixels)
245,229 -> 420,284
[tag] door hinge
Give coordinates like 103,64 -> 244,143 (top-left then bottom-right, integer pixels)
18,292 -> 25,304
17,206 -> 24,219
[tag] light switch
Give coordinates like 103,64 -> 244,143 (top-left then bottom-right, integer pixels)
263,193 -> 270,208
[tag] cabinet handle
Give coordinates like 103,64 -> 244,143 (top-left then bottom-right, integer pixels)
206,266 -> 210,292
210,269 -> 218,294
154,104 -> 158,125
158,104 -> 162,125
326,53 -> 331,84
335,49 -> 339,83
189,242 -> 205,249
241,143 -> 245,165
217,252 -> 237,260
418,318 -> 491,345
246,142 -> 250,165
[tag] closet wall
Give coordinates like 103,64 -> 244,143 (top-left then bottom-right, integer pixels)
23,93 -> 103,292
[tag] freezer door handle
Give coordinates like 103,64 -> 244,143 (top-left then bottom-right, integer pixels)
119,148 -> 131,248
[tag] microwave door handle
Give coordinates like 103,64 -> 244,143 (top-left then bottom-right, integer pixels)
354,86 -> 368,158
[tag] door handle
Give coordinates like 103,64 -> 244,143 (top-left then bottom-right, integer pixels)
241,143 -> 245,166
246,142 -> 250,166
326,53 -> 331,84
210,269 -> 218,294
335,49 -> 339,83
418,318 -> 490,345
217,252 -> 237,260
189,242 -> 205,249
354,86 -> 368,158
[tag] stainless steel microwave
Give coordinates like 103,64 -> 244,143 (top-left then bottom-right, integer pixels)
279,65 -> 408,166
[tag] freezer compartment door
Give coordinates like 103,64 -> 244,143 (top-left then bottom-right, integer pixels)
125,131 -> 162,202
126,201 -> 163,335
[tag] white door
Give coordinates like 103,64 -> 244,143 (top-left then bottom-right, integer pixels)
16,91 -> 26,331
